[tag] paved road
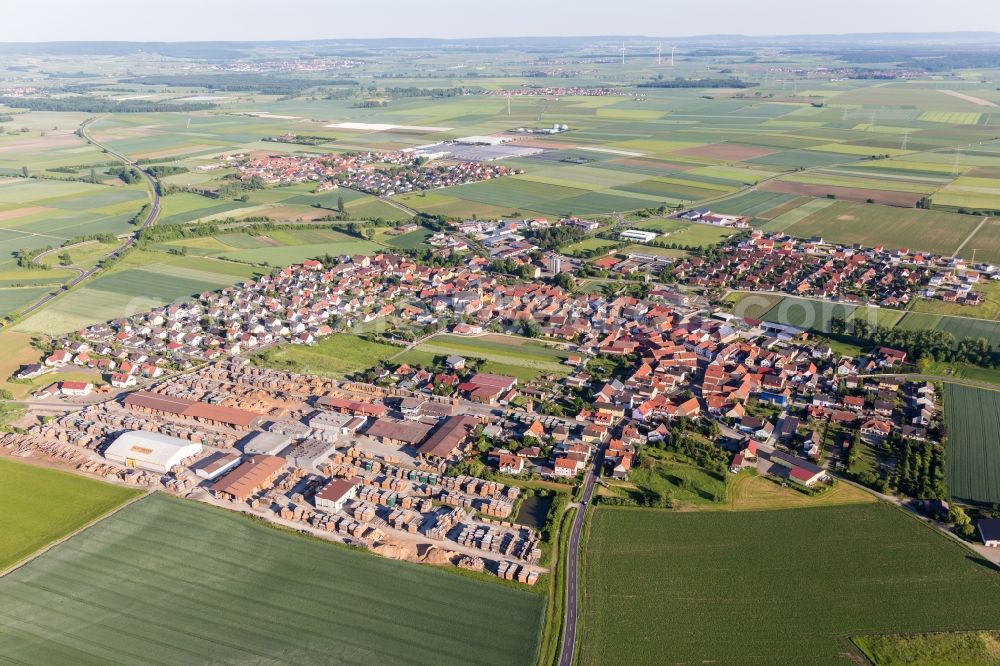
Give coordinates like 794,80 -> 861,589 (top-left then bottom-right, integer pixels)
14,118 -> 161,319
558,450 -> 602,666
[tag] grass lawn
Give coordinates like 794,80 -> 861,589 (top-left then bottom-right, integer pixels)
609,455 -> 727,506
0,493 -> 544,665
718,471 -> 875,511
580,503 -> 1000,665
0,458 -> 141,571
401,334 -> 571,379
559,237 -> 618,257
923,362 -> 1000,386
854,630 -> 1000,665
250,333 -> 400,378
0,330 -> 44,399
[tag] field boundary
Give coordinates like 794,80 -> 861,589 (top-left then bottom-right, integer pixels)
953,216 -> 990,258
0,485 -> 150,578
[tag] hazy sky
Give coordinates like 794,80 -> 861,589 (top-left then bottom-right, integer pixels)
3,0 -> 1000,41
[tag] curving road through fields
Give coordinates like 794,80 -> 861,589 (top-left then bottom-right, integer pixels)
14,117 -> 160,320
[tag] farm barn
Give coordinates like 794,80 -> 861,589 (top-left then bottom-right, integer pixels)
103,431 -> 203,473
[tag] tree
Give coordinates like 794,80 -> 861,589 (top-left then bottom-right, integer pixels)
554,272 -> 574,290
21,165 -> 28,178
337,195 -> 345,214
520,318 -> 543,338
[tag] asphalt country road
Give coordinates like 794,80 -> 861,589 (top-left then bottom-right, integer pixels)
558,451 -> 601,666
15,118 -> 161,319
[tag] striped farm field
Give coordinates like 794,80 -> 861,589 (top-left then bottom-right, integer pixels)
0,493 -> 544,665
16,254 -> 260,334
965,218 -> 1000,264
919,111 -> 982,124
936,316 -> 1000,349
847,306 -> 906,329
781,201 -> 981,256
711,191 -> 798,218
0,286 -> 54,318
945,384 -> 1000,505
758,197 -> 836,231
0,178 -> 149,272
580,504 -> 1000,665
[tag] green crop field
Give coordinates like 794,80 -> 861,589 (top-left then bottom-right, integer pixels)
848,306 -> 907,329
0,178 -> 148,273
757,197 -> 837,231
760,295 -> 857,332
0,493 -> 544,665
580,503 -> 1000,665
560,237 -> 619,256
384,227 -> 432,250
729,292 -> 998,345
0,458 -> 140,571
781,201 -> 981,256
936,316 -> 1000,349
218,237 -> 383,265
15,253 -> 260,334
965,218 -> 1000,265
251,333 -> 401,378
0,286 -> 54,317
725,291 -> 784,319
945,384 -> 1000,505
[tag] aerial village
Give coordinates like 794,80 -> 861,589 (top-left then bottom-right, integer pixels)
9,213 -> 998,576
230,148 -> 521,196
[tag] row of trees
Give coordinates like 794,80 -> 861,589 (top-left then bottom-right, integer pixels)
830,315 -> 996,367
0,96 -> 213,113
107,166 -> 143,184
890,435 -> 946,499
524,225 -> 587,251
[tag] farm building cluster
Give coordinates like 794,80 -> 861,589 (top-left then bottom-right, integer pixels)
675,208 -> 750,228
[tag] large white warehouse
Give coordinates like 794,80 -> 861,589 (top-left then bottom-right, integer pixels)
104,431 -> 203,473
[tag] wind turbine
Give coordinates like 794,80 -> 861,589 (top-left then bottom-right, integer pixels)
671,46 -> 676,67
657,44 -> 662,66
621,42 -> 625,65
